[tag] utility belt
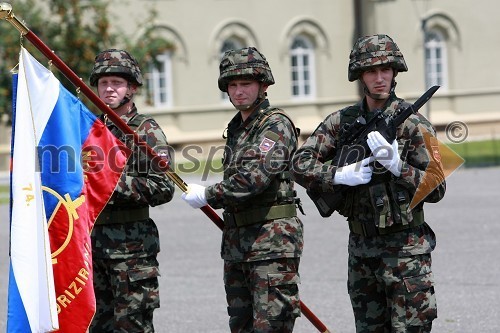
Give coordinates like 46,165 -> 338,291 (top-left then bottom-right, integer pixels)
348,209 -> 424,237
223,203 -> 297,228
95,206 -> 149,225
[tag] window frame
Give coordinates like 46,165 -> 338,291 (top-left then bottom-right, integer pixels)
290,34 -> 316,100
425,29 -> 448,90
145,51 -> 173,108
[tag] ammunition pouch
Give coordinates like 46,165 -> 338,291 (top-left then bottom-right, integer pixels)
348,181 -> 424,237
348,210 -> 424,236
96,206 -> 149,225
223,203 -> 297,227
306,187 -> 345,218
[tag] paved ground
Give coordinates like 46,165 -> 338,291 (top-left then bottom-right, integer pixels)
1,166 -> 499,332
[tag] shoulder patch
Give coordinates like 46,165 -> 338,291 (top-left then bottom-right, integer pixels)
259,131 -> 279,152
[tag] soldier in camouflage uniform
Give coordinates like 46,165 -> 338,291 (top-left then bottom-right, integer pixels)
182,47 -> 304,333
291,35 -> 446,332
88,49 -> 175,332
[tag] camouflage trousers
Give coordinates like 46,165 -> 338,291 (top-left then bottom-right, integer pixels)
224,258 -> 301,333
347,253 -> 436,333
90,256 -> 161,333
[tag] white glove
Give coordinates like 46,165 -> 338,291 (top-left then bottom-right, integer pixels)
333,156 -> 373,186
367,131 -> 402,177
181,183 -> 208,209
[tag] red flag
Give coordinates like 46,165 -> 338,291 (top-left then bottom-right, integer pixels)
47,120 -> 129,332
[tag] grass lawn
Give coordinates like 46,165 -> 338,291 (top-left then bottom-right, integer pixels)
0,185 -> 8,205
448,139 -> 500,167
174,158 -> 224,178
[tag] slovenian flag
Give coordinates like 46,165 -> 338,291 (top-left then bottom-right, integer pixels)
8,47 -> 129,332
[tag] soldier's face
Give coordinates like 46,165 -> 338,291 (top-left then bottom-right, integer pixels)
227,79 -> 266,110
97,75 -> 137,108
361,65 -> 394,96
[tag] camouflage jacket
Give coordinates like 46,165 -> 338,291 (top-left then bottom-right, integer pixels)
292,94 -> 446,257
206,99 -> 304,263
92,105 -> 174,259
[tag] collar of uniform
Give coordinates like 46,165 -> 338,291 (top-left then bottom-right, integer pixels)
361,94 -> 401,119
119,104 -> 139,124
227,99 -> 270,133
99,104 -> 139,127
241,99 -> 270,130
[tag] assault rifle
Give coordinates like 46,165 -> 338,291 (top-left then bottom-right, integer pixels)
307,85 -> 440,217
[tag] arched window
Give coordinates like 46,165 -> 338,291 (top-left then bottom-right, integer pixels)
290,35 -> 316,99
220,38 -> 244,56
138,25 -> 185,109
145,51 -> 173,107
425,30 -> 448,90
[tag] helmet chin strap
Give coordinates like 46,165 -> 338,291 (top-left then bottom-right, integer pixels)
114,95 -> 131,109
362,79 -> 397,101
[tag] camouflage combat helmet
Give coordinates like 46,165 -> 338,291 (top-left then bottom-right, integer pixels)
348,34 -> 408,82
218,46 -> 275,92
90,49 -> 143,87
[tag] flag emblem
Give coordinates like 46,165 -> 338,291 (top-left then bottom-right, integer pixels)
259,137 -> 276,152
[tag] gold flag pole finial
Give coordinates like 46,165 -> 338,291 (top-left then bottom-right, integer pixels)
0,3 -> 29,35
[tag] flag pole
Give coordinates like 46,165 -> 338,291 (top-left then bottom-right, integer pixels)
0,3 -> 222,225
0,3 -> 330,332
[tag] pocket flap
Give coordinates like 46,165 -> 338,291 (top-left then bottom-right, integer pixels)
268,272 -> 300,287
403,272 -> 434,293
128,266 -> 160,283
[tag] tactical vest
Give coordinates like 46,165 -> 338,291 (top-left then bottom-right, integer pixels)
337,103 -> 424,237
222,108 -> 302,227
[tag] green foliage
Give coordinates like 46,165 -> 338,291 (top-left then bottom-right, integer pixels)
0,1 -> 174,121
124,7 -> 175,68
44,0 -> 116,89
0,0 -> 45,124
0,0 -> 115,122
